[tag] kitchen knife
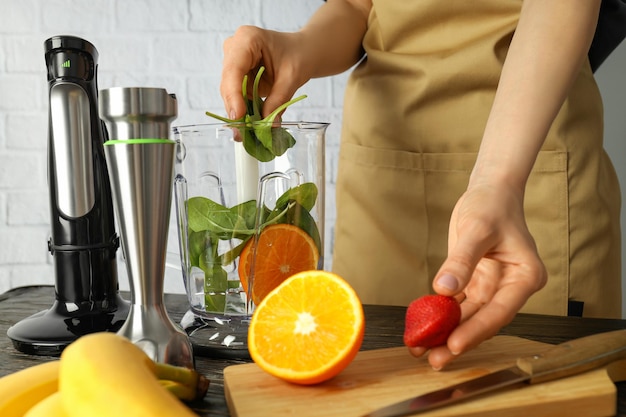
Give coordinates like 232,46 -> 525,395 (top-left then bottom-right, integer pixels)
363,329 -> 626,417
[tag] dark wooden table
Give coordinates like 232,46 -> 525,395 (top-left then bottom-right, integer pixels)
1,285 -> 625,416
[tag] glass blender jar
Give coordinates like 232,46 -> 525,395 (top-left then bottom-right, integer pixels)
173,122 -> 327,358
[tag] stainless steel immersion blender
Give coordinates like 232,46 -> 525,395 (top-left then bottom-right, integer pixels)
100,87 -> 194,368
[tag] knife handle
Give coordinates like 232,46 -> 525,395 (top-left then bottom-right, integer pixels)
516,329 -> 626,384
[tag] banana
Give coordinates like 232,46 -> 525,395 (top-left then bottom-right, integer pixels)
0,361 -> 60,417
58,332 -> 199,417
155,362 -> 210,401
159,379 -> 197,402
22,381 -> 200,417
1,333 -> 208,417
23,392 -> 67,417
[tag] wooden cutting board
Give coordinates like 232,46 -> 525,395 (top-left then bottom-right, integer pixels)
224,336 -> 626,417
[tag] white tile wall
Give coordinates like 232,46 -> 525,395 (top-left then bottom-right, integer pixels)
0,1 -> 625,317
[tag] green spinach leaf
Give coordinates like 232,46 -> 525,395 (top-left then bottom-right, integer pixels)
275,182 -> 318,212
187,197 -> 252,239
205,66 -> 307,162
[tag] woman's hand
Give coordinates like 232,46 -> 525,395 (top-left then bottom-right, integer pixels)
221,27 -> 308,121
220,0 -> 370,121
410,183 -> 547,370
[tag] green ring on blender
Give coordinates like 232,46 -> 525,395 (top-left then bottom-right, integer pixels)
104,139 -> 175,145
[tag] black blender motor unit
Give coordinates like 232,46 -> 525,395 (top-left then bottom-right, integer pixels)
7,36 -> 130,355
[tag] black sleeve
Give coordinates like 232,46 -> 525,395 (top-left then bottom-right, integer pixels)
588,0 -> 626,72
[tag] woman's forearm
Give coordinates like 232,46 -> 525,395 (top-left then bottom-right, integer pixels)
297,0 -> 371,78
470,0 -> 601,192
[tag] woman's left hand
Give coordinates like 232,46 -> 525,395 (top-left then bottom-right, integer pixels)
409,182 -> 548,370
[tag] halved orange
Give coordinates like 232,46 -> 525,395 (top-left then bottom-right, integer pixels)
239,224 -> 320,304
248,270 -> 365,385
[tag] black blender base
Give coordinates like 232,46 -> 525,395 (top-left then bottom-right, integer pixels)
7,297 -> 130,356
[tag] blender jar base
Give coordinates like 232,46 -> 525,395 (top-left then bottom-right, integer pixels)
180,310 -> 251,359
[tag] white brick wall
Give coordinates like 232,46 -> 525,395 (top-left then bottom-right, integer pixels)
0,0 -> 346,295
1,1 -> 625,317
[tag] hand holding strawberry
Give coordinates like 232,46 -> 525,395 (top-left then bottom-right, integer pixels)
403,295 -> 461,349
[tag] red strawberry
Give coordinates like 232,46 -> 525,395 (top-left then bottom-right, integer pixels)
403,295 -> 461,349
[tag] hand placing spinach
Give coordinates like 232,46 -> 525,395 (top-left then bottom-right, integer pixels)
186,183 -> 321,313
205,66 -> 307,162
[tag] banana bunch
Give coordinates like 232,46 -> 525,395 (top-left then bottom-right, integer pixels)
0,361 -> 60,417
0,332 -> 209,417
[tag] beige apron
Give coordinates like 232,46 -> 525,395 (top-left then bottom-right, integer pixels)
332,0 -> 622,318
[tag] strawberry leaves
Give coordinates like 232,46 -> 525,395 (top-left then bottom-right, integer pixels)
205,66 -> 307,162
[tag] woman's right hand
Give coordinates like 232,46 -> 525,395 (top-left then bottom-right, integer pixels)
220,1 -> 370,120
220,27 -> 310,121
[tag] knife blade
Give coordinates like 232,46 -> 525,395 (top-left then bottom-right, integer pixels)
363,329 -> 626,417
